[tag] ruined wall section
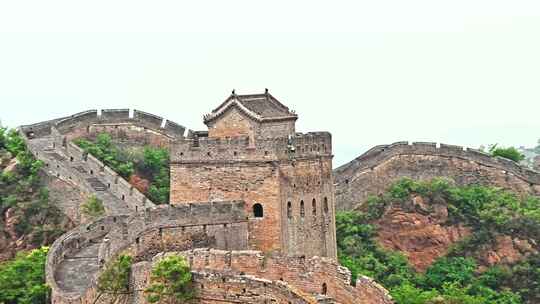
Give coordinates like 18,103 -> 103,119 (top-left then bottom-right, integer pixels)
334,142 -> 540,211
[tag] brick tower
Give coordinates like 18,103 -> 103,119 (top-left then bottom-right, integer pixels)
170,91 -> 337,259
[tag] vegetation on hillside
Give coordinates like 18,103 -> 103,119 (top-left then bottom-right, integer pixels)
145,255 -> 195,303
75,133 -> 170,204
337,178 -> 540,304
0,247 -> 50,304
0,127 -> 67,248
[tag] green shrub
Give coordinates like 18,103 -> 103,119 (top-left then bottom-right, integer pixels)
75,133 -> 170,204
145,255 -> 194,303
98,254 -> 133,295
81,195 -> 105,217
489,145 -> 525,162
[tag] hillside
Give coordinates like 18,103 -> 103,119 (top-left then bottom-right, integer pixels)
0,128 -> 73,261
337,178 -> 540,304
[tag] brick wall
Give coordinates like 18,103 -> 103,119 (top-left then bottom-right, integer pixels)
126,249 -> 393,304
170,131 -> 336,258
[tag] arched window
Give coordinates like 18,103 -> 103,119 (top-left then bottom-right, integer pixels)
287,201 -> 292,218
322,283 -> 327,295
253,203 -> 264,218
312,198 -> 317,216
324,197 -> 329,214
300,200 -> 305,217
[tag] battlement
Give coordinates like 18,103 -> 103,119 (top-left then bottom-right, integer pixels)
335,141 -> 540,185
140,200 -> 247,228
171,132 -> 332,163
21,109 -> 190,140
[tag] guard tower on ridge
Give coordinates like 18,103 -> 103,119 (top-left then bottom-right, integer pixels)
170,90 -> 337,259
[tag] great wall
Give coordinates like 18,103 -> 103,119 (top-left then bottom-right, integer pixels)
19,93 -> 393,304
334,141 -> 540,211
17,92 -> 540,303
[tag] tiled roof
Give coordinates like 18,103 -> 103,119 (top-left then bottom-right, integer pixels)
204,91 -> 297,123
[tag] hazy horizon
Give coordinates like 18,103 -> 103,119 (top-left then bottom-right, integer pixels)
1,1 -> 540,166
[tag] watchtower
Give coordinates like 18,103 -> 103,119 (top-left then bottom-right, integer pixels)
170,91 -> 337,259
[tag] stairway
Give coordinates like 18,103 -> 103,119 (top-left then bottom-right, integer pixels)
25,136 -> 134,297
26,136 -> 133,216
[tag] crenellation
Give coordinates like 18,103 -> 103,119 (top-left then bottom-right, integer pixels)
171,132 -> 332,164
133,109 -> 165,130
99,108 -> 130,122
55,110 -> 98,133
164,119 -> 186,137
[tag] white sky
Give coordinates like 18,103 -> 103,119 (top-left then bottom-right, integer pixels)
1,0 -> 539,166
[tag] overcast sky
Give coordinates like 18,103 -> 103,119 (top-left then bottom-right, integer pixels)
1,1 -> 539,166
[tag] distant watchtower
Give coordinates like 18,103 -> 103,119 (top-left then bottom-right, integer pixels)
170,91 -> 337,259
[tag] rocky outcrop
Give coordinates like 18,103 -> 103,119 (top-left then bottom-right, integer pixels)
369,195 -> 537,272
374,196 -> 471,271
478,235 -> 537,270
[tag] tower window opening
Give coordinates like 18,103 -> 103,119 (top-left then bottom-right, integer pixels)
253,203 -> 264,218
324,197 -> 329,214
312,199 -> 317,216
300,200 -> 305,217
287,201 -> 292,218
322,283 -> 327,295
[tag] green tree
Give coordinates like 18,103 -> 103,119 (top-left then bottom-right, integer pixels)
0,247 -> 50,304
145,255 -> 194,303
421,257 -> 477,290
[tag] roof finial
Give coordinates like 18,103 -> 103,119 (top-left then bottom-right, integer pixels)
232,89 -> 236,95
265,88 -> 269,94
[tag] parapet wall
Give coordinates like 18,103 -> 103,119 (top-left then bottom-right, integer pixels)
46,215 -> 130,303
335,141 -> 540,210
47,202 -> 250,304
130,260 -> 319,304
20,108 -> 189,140
46,141 -> 155,211
159,249 -> 393,304
171,132 -> 332,163
335,142 -> 540,184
